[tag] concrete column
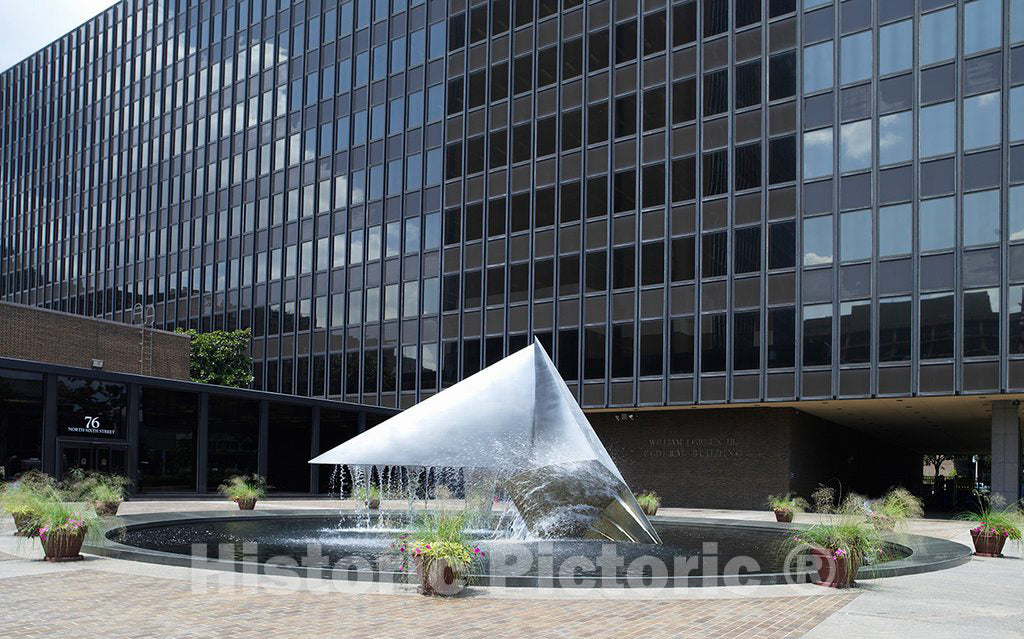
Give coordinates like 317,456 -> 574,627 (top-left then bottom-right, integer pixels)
990,400 -> 1022,505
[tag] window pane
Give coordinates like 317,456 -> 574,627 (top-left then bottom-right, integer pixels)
840,120 -> 872,172
878,111 -> 912,165
701,313 -> 727,373
920,7 -> 956,65
733,310 -> 760,371
803,304 -> 832,367
920,292 -> 955,359
919,102 -> 955,158
964,0 -> 1002,54
803,215 -> 833,266
920,197 -> 956,251
840,300 -> 870,364
803,127 -> 833,179
1014,0 -> 1024,43
879,20 -> 912,75
803,41 -> 834,92
879,204 -> 912,256
840,209 -> 872,261
670,317 -> 694,374
769,221 -> 796,269
878,296 -> 911,362
963,288 -> 1000,357
1012,86 -> 1024,142
964,92 -> 1001,150
1010,286 -> 1024,354
840,31 -> 872,85
963,189 -> 1001,246
1011,185 -> 1024,241
767,307 -> 795,368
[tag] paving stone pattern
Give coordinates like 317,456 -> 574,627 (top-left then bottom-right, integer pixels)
0,570 -> 855,639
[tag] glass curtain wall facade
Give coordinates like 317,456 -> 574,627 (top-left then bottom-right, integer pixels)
2,0 -> 1024,410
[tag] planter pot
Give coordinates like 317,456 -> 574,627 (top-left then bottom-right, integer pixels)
811,547 -> 859,588
12,513 -> 39,537
773,509 -> 794,523
94,501 -> 121,517
368,499 -> 380,510
641,505 -> 658,517
414,556 -> 466,597
234,498 -> 257,510
40,529 -> 86,562
970,529 -> 1007,557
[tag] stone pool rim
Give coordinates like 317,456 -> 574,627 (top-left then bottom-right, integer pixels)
82,509 -> 974,588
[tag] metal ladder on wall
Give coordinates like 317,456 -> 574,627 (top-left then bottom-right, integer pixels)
132,303 -> 156,376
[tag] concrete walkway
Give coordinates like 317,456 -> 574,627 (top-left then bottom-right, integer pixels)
0,501 -> 1020,638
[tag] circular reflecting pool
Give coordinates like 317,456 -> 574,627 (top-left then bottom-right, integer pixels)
103,512 -> 917,587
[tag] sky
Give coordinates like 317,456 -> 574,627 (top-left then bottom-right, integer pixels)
0,1 -> 119,72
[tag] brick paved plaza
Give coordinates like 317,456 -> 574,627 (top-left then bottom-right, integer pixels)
1,501 -> 1021,639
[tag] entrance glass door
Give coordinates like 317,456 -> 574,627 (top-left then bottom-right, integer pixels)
59,443 -> 127,479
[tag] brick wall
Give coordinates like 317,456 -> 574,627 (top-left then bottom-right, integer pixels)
0,301 -> 191,381
590,407 -> 922,509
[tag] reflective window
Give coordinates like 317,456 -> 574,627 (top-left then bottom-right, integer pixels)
963,288 -> 1000,357
879,204 -> 912,256
840,120 -> 871,172
920,7 -> 956,65
733,311 -> 760,371
701,314 -> 727,373
669,317 -> 694,374
803,127 -> 833,179
803,41 -> 834,92
963,92 -> 1001,150
878,296 -> 911,362
803,215 -> 833,266
919,102 -> 955,157
1011,185 -> 1024,241
1012,86 -> 1024,142
840,31 -> 872,85
803,304 -> 832,367
1014,0 -> 1024,43
920,292 -> 955,359
878,111 -> 912,165
879,20 -> 912,75
839,300 -> 870,364
1011,286 -> 1024,354
767,308 -> 795,368
920,197 -> 956,251
840,209 -> 872,262
964,0 -> 1002,54
963,189 -> 1001,246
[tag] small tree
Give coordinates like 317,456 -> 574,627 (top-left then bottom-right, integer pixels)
177,328 -> 254,388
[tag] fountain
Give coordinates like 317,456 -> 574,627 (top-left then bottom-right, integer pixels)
86,345 -> 969,588
309,339 -> 661,545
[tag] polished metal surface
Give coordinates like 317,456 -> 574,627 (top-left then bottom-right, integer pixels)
310,340 -> 661,544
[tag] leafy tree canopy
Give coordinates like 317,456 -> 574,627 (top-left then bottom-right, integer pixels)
176,328 -> 254,388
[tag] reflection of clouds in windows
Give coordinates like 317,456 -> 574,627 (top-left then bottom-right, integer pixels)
841,120 -> 872,171
803,251 -> 833,266
878,112 -> 911,165
803,128 -> 833,178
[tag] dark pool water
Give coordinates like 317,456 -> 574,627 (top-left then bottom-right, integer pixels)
110,514 -> 830,583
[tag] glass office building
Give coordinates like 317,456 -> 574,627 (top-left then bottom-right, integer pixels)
2,0 -> 1024,418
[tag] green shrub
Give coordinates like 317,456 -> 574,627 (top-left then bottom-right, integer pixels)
767,493 -> 809,513
870,487 -> 923,530
34,494 -> 100,542
392,510 -> 484,584
956,500 -> 1023,542
218,474 -> 267,500
636,491 -> 661,516
788,515 -> 886,586
354,485 -> 382,503
811,484 -> 836,514
59,470 -> 131,504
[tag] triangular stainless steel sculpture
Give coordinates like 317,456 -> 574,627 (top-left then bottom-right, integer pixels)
310,339 -> 661,544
